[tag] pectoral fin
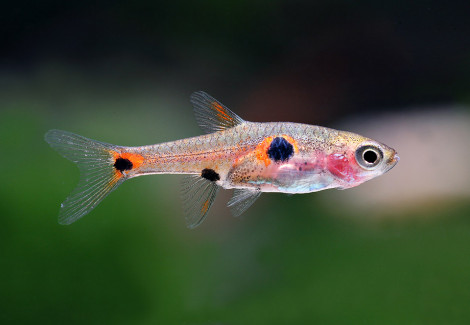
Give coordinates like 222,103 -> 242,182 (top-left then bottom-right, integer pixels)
227,189 -> 262,217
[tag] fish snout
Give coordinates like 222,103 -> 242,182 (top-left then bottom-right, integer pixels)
393,153 -> 400,162
385,151 -> 399,172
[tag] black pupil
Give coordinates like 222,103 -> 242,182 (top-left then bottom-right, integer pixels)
363,150 -> 378,164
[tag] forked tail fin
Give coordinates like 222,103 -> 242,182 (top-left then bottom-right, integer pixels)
45,129 -> 126,225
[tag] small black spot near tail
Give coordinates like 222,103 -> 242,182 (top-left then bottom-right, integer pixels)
114,158 -> 133,172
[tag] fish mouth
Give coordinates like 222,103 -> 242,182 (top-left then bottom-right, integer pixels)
385,152 -> 399,172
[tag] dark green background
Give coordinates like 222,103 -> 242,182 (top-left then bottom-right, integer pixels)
2,1 -> 470,324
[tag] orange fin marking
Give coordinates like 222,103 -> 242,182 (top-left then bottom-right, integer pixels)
254,135 -> 299,167
201,198 -> 210,215
212,101 -> 232,122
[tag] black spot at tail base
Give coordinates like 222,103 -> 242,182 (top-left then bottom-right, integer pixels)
201,168 -> 220,182
267,137 -> 294,162
114,158 -> 133,172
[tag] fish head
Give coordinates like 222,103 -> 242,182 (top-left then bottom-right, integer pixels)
327,132 -> 399,189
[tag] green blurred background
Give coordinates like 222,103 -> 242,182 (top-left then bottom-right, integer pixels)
2,1 -> 470,324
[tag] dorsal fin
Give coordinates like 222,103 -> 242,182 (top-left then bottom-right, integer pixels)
190,91 -> 245,134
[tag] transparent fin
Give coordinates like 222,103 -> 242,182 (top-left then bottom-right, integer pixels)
181,175 -> 219,228
227,189 -> 262,217
45,129 -> 125,225
190,91 -> 245,134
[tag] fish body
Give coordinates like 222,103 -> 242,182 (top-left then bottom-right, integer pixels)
46,91 -> 398,228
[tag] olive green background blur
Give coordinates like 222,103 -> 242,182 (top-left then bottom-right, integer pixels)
2,1 -> 470,324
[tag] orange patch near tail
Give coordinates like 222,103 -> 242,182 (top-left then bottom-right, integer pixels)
120,152 -> 145,168
110,150 -> 145,176
254,135 -> 299,167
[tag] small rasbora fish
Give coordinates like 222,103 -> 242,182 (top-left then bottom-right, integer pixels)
45,91 -> 399,228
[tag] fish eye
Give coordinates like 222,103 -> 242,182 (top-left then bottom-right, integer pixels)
355,145 -> 383,169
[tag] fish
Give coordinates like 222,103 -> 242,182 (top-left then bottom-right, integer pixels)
45,91 -> 399,228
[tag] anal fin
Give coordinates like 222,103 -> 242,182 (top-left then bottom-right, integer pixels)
181,175 -> 219,228
227,189 -> 261,217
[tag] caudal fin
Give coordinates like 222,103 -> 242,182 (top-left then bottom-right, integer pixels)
45,129 -> 126,225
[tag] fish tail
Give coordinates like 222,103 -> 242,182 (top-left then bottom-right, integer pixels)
45,129 -> 128,225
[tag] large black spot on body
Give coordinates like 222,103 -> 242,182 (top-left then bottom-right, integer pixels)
114,158 -> 133,172
201,168 -> 220,182
267,137 -> 294,162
